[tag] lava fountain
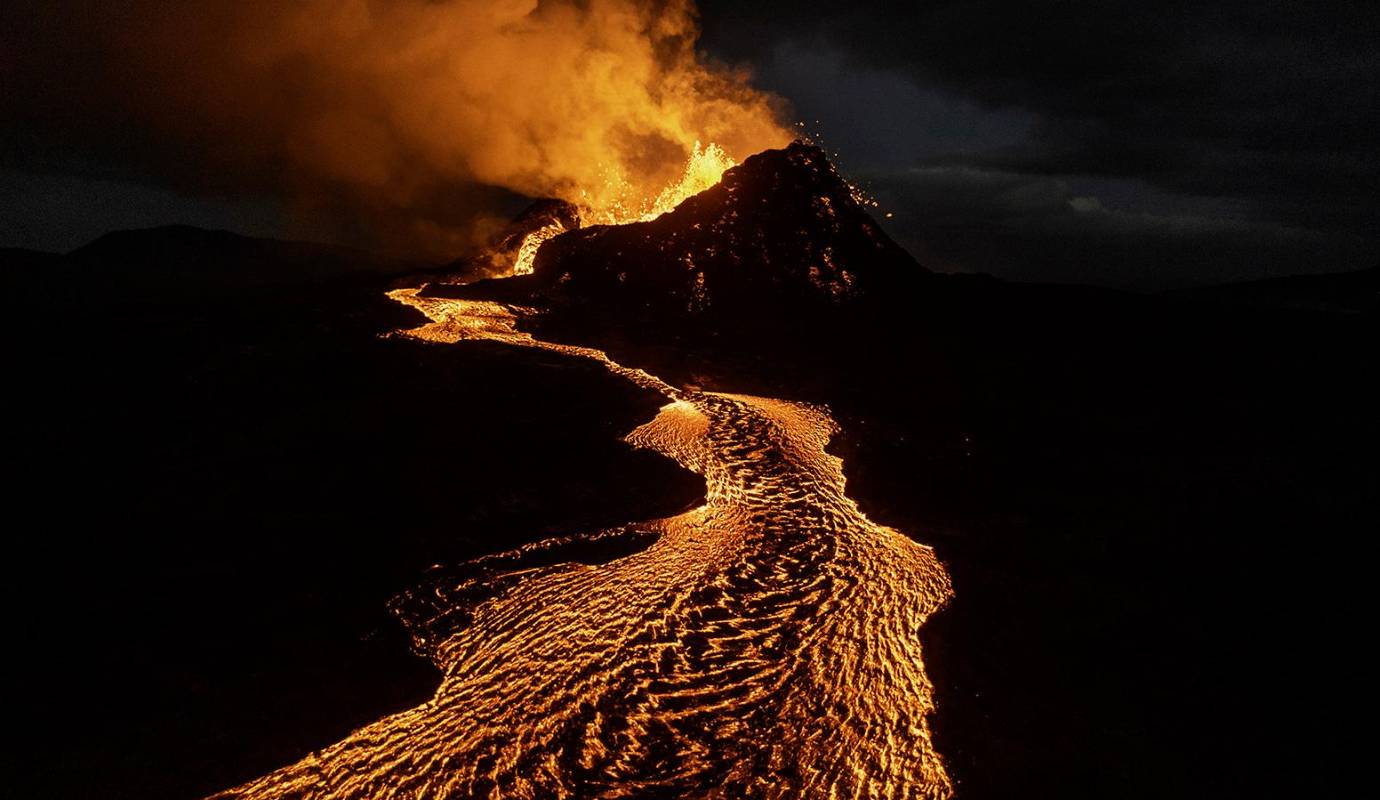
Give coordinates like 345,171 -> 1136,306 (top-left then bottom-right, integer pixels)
511,142 -> 739,275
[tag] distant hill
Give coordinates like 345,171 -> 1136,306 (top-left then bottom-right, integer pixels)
3,225 -> 437,307
1170,267 -> 1378,313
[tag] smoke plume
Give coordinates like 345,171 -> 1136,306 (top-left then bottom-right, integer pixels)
1,0 -> 790,257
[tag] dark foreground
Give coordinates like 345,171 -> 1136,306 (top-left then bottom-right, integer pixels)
4,228 -> 1375,798
4,249 -> 702,798
542,280 -> 1376,798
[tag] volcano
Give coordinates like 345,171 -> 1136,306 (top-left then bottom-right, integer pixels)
535,141 -> 925,312
9,138 -> 1374,800
426,142 -> 926,319
223,139 -> 962,799
383,141 -> 1376,799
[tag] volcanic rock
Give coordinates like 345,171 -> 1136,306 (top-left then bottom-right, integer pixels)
529,141 -> 927,319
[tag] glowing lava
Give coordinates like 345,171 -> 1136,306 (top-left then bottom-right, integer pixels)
209,289 -> 954,799
592,141 -> 738,225
511,142 -> 737,276
511,221 -> 568,276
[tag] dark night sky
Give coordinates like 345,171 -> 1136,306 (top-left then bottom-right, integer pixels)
697,0 -> 1379,288
4,0 -> 1377,289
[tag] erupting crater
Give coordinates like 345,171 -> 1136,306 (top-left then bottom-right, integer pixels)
212,143 -> 953,800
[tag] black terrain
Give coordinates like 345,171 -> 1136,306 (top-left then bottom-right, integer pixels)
5,144 -> 1373,798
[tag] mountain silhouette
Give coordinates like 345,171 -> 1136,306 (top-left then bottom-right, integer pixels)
426,141 -> 926,321
1170,265 -> 1378,314
6,225 -> 433,308
536,141 -> 925,313
5,144 -> 1375,800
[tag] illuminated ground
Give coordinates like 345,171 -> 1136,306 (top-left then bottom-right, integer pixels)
6,227 -> 1371,799
210,291 -> 953,798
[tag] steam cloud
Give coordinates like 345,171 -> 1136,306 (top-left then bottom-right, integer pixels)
2,0 -> 789,256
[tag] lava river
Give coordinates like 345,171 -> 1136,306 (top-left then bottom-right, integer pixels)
210,289 -> 954,800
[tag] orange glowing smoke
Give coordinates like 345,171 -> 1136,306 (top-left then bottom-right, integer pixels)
255,0 -> 790,253
7,0 -> 790,258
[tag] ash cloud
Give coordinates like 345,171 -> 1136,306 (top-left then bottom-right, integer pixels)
1,0 -> 788,257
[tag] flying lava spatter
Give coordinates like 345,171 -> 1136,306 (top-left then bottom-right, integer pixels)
512,142 -> 738,275
208,277 -> 955,798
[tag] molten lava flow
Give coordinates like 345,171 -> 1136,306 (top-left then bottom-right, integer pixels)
209,290 -> 955,799
511,220 -> 568,276
508,142 -> 737,277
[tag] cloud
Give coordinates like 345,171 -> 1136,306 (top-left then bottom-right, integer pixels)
702,1 -> 1378,223
694,0 -> 1378,286
752,40 -> 1035,171
1,0 -> 789,257
871,166 -> 1374,289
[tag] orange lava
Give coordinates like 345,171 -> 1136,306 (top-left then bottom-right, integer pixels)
511,142 -> 738,276
209,290 -> 955,799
